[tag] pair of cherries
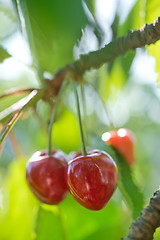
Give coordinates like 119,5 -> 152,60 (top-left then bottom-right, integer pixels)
26,128 -> 134,210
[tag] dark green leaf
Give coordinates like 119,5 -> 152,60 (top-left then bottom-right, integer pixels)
84,0 -> 95,17
16,0 -> 89,73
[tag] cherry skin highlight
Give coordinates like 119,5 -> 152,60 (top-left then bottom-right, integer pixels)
102,128 -> 135,166
26,150 -> 68,205
67,150 -> 84,163
66,150 -> 118,210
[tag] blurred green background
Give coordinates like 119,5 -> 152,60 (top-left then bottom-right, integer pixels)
0,0 -> 160,239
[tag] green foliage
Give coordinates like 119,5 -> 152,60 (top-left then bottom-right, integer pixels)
99,61 -> 126,101
0,46 -> 11,63
118,0 -> 143,35
84,0 -> 95,15
0,160 -> 38,240
115,150 -> 144,219
146,0 -> 160,22
98,0 -> 145,102
145,0 -> 160,82
35,205 -> 66,240
60,194 -> 127,240
52,109 -> 81,153
13,0 -> 89,74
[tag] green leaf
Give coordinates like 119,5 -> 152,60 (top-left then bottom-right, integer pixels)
0,160 -> 38,240
115,150 -> 144,219
60,194 -> 126,240
15,0 -> 88,73
35,205 -> 68,240
0,46 -> 11,63
145,0 -> 160,82
118,0 -> 144,36
145,0 -> 160,23
88,134 -> 144,219
84,0 -> 95,16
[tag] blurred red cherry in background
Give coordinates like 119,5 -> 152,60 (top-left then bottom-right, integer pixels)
102,128 -> 135,166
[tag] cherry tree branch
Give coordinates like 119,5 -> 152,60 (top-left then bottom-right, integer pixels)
45,16 -> 160,97
1,17 -> 160,101
122,188 -> 160,240
75,17 -> 160,73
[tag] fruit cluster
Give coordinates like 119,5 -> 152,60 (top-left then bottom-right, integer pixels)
26,128 -> 135,210
26,148 -> 118,210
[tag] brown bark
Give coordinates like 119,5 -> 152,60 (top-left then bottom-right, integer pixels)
44,17 -> 160,98
122,189 -> 160,240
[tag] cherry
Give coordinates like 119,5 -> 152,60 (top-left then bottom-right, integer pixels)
67,151 -> 82,163
102,128 -> 135,166
65,150 -> 118,210
26,150 -> 68,205
67,148 -> 93,163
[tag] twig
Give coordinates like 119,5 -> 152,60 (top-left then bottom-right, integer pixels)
0,90 -> 41,145
122,188 -> 160,240
0,88 -> 36,99
44,17 -> 160,98
0,89 -> 43,122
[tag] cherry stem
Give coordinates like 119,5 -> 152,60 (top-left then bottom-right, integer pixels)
72,80 -> 87,156
48,80 -> 67,156
80,82 -> 87,131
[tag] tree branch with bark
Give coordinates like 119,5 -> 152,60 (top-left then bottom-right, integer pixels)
45,16 -> 160,97
123,189 -> 160,240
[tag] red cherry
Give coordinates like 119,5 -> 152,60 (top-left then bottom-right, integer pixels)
67,151 -> 82,163
67,148 -> 92,163
26,150 -> 68,205
65,150 -> 118,210
102,128 -> 135,166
